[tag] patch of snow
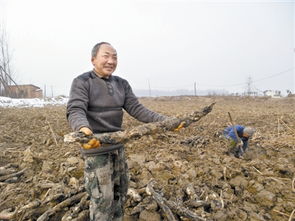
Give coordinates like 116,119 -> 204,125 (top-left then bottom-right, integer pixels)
0,96 -> 69,108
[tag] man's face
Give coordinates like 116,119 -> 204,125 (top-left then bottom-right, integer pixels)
91,44 -> 117,77
242,132 -> 250,138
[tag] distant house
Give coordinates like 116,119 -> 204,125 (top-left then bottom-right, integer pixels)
263,90 -> 281,98
7,84 -> 43,98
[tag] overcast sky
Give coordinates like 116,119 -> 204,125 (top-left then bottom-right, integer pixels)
0,0 -> 294,96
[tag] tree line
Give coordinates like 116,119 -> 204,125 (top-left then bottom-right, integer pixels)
0,25 -> 19,97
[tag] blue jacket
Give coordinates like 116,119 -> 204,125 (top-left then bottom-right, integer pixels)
224,125 -> 249,148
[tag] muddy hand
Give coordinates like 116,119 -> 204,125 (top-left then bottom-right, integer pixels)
79,127 -> 93,136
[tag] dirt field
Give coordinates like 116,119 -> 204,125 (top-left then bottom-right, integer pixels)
0,96 -> 294,221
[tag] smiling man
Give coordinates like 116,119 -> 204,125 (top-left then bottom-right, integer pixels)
66,42 -> 167,221
91,43 -> 117,78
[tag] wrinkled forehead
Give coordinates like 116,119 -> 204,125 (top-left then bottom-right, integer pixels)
99,44 -> 117,55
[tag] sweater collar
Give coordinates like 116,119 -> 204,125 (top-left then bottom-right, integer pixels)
92,69 -> 110,79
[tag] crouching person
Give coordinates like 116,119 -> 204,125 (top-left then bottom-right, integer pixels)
224,125 -> 255,158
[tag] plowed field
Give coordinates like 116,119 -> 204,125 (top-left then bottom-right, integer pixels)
0,96 -> 294,221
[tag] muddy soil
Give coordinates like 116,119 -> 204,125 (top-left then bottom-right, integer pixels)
0,96 -> 294,221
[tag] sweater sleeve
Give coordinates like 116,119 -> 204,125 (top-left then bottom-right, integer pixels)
122,80 -> 167,123
66,77 -> 91,131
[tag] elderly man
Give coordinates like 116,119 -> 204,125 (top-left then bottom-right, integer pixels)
224,125 -> 255,158
67,42 -> 167,221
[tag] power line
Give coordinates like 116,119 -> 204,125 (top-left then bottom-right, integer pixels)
251,67 -> 294,82
143,67 -> 294,91
198,67 -> 294,88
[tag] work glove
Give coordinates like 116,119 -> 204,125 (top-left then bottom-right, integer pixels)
79,127 -> 101,149
174,121 -> 186,131
81,138 -> 101,149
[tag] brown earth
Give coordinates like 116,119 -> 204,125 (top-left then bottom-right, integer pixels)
0,96 -> 294,221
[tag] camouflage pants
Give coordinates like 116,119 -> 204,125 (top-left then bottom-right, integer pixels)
84,147 -> 129,221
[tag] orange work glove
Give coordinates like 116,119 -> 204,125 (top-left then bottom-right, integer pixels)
81,138 -> 101,149
79,127 -> 101,149
174,121 -> 186,131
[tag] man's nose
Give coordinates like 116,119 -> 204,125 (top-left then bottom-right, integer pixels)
107,57 -> 116,64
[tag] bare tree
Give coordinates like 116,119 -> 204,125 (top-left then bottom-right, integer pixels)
0,24 -> 19,97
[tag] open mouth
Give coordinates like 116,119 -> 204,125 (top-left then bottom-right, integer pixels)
104,67 -> 114,71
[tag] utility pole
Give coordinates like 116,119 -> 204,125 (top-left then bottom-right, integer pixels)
148,79 -> 151,97
194,82 -> 197,96
51,85 -> 53,98
246,76 -> 253,96
44,84 -> 46,99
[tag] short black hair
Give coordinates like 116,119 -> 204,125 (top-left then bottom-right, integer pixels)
91,42 -> 111,58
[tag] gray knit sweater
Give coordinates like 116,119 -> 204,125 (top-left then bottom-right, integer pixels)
67,71 -> 166,133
